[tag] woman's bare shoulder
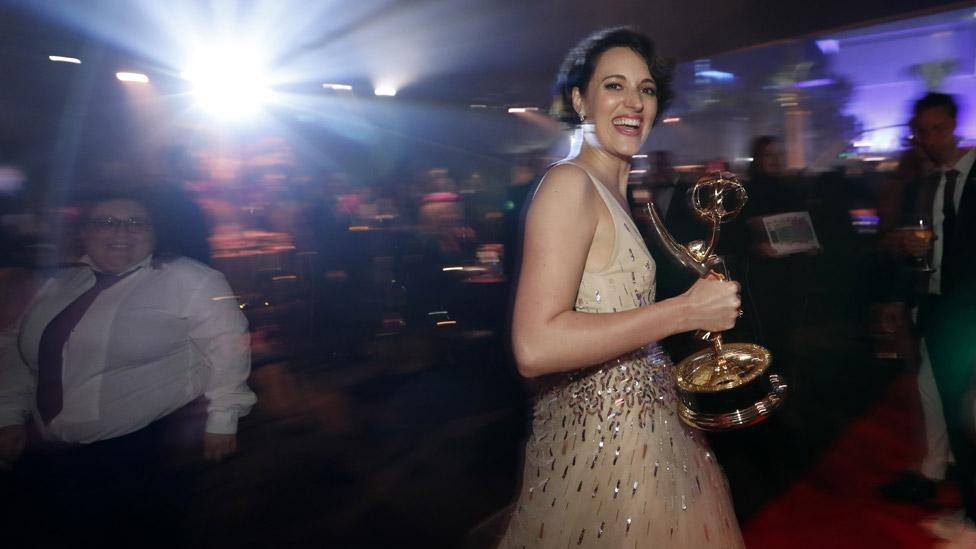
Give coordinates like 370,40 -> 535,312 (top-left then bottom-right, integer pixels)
531,162 -> 596,209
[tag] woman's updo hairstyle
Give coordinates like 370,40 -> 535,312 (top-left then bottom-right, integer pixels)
552,26 -> 674,127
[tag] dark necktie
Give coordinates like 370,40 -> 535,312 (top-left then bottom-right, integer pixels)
36,269 -> 134,424
941,169 -> 960,294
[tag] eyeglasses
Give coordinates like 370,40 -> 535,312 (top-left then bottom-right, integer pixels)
85,216 -> 153,234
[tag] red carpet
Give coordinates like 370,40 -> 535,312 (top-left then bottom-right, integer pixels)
743,373 -> 954,548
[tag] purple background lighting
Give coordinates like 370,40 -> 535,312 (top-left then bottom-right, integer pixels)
821,8 -> 976,151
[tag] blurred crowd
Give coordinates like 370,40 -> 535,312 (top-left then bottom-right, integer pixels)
0,96 -> 969,546
0,131 -> 909,363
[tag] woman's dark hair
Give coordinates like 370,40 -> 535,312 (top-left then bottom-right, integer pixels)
553,27 -> 674,126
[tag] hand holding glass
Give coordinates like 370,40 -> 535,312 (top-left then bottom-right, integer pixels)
896,219 -> 935,273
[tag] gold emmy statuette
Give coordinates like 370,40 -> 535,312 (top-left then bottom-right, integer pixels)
644,171 -> 787,431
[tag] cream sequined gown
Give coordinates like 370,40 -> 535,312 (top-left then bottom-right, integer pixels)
499,163 -> 744,548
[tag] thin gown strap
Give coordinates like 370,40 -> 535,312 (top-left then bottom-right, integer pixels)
548,160 -> 628,218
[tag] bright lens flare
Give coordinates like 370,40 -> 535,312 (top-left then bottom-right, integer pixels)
183,45 -> 271,120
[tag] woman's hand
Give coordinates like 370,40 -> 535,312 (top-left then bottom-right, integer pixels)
681,275 -> 741,333
203,432 -> 238,462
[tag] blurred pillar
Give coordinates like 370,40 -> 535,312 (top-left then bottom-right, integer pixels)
784,108 -> 809,170
723,117 -> 749,168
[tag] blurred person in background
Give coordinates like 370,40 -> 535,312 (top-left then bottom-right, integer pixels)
876,146 -> 953,510
739,139 -> 792,262
0,189 -> 255,546
643,150 -> 683,221
418,169 -> 475,261
158,145 -> 213,264
745,136 -> 790,217
885,92 -> 976,547
644,150 -> 696,281
734,136 -> 813,375
641,150 -> 709,360
0,162 -> 40,333
503,153 -> 546,281
500,27 -> 744,547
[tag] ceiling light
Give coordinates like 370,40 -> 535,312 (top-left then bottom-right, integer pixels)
116,72 -> 149,83
49,55 -> 81,64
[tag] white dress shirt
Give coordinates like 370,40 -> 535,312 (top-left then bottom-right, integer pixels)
0,255 -> 255,443
929,148 -> 975,295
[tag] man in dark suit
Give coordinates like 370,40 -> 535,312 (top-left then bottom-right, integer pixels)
894,92 -> 976,542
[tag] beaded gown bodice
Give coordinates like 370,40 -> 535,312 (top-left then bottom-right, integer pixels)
499,163 -> 743,548
574,172 -> 656,316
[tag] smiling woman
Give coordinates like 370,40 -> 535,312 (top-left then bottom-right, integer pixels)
81,197 -> 157,274
498,27 -> 744,548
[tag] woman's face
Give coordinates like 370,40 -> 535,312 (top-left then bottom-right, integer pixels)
574,47 -> 658,159
758,142 -> 783,176
82,199 -> 156,274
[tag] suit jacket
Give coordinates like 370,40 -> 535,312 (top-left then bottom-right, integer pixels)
905,158 -> 976,302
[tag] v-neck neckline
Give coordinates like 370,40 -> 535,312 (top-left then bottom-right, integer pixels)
560,161 -> 633,221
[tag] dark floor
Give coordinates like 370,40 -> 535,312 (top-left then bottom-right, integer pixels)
180,301 -> 896,548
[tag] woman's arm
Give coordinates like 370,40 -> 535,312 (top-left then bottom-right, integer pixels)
185,268 -> 256,462
511,165 -> 740,378
0,274 -> 55,431
0,326 -> 32,468
0,273 -> 52,468
185,269 -> 256,436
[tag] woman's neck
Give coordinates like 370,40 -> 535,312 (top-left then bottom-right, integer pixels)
575,143 -> 632,197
